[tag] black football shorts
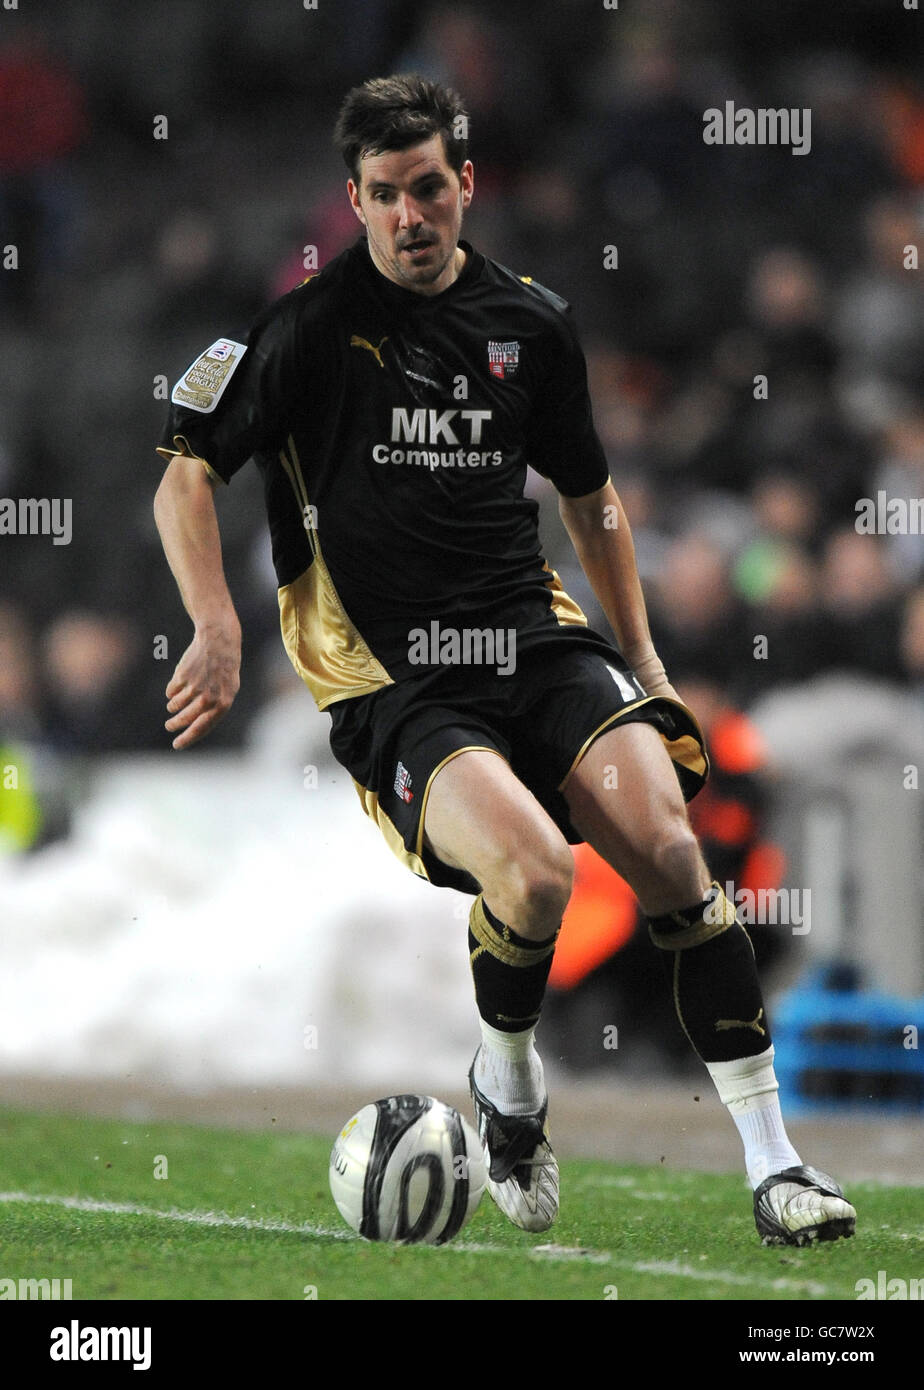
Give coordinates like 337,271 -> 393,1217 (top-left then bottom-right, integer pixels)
328,637 -> 709,895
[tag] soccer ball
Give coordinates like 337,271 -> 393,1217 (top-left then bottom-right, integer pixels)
329,1094 -> 487,1245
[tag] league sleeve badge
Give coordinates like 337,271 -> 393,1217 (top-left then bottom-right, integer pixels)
171,339 -> 248,413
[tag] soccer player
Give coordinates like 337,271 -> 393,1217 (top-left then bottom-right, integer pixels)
154,75 -> 856,1246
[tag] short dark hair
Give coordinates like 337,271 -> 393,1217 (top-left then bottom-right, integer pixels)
333,74 -> 469,187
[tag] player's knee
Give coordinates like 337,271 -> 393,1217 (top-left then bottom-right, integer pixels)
504,842 -> 574,939
481,831 -> 573,940
645,818 -> 708,911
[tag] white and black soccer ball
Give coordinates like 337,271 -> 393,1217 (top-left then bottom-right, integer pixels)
329,1094 -> 487,1245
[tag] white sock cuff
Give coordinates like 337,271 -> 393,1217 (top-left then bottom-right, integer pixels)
479,1018 -> 537,1061
707,1045 -> 779,1112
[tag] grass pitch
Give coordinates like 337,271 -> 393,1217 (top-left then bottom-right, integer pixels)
0,1106 -> 921,1301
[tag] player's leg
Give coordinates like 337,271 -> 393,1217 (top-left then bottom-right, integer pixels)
424,747 -> 573,941
562,719 -> 856,1245
563,716 -> 713,914
424,748 -> 570,1230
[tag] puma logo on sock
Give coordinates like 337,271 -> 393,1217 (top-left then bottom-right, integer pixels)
716,1008 -> 766,1036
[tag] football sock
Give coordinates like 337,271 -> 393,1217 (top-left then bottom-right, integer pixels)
648,884 -> 800,1188
468,894 -> 557,1115
707,1046 -> 802,1188
473,1019 -> 545,1116
647,882 -> 770,1063
468,894 -> 558,1032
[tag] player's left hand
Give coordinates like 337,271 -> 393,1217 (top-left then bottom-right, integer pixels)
628,645 -> 681,706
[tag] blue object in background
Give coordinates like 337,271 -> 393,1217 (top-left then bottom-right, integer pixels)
774,964 -> 924,1114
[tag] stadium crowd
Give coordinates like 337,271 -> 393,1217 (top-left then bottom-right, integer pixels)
1,0 -> 922,805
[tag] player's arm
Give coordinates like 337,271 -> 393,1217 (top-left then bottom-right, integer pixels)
558,478 -> 677,700
153,452 -> 242,749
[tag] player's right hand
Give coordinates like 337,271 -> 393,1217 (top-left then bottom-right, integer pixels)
164,622 -> 241,749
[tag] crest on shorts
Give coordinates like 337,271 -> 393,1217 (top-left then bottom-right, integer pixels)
394,760 -> 414,803
487,340 -> 520,380
171,338 -> 247,413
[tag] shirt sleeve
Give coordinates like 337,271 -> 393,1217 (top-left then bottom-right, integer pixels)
525,308 -> 610,498
155,297 -> 301,484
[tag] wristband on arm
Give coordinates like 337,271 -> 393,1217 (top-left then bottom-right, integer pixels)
624,643 -> 669,695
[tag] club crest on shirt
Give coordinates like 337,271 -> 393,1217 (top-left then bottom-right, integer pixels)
487,339 -> 520,380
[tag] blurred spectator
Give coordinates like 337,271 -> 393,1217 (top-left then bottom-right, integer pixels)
871,408 -> 924,585
0,31 -> 88,317
875,73 -> 924,187
41,611 -> 145,753
0,601 -> 42,741
648,533 -> 753,699
898,587 -> 924,703
394,2 -> 545,174
745,247 -> 836,388
501,161 -> 594,315
270,192 -> 360,300
817,529 -> 903,681
834,195 -> 924,396
0,603 -> 46,853
735,542 -> 826,697
749,472 -> 822,552
147,208 -> 265,340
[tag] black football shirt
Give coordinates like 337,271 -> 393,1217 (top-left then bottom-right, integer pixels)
157,236 -> 614,709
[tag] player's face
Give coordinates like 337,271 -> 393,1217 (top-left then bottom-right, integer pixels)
348,134 -> 474,297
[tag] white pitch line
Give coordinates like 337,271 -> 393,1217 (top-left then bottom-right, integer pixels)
632,1260 -> 830,1297
0,1191 -> 832,1291
0,1191 -> 353,1241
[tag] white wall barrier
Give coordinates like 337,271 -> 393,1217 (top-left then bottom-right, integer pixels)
752,674 -> 924,995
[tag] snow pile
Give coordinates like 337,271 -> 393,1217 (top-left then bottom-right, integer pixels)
0,755 -> 477,1090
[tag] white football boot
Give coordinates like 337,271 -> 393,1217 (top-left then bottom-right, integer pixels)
753,1165 -> 857,1246
468,1049 -> 559,1232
